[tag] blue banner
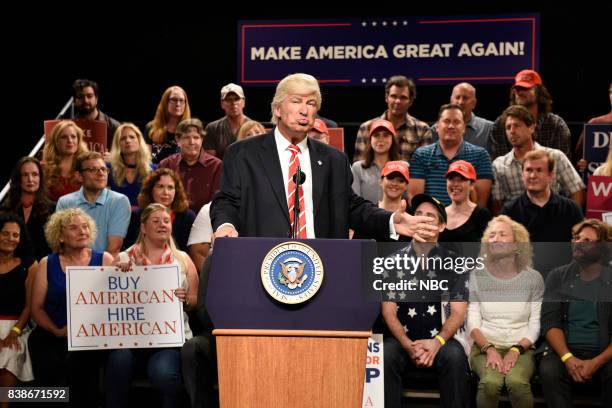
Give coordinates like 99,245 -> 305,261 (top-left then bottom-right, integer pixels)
238,14 -> 540,86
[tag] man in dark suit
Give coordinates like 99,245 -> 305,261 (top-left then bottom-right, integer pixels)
211,73 -> 436,240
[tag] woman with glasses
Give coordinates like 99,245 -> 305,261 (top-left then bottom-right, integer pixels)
2,157 -> 55,260
124,168 -> 195,252
351,119 -> 403,204
107,123 -> 156,208
42,120 -> 89,202
145,86 -> 191,164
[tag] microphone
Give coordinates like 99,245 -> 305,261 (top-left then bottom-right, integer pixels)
292,169 -> 306,185
292,166 -> 306,238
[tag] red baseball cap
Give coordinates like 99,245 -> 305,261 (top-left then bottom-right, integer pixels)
369,119 -> 397,137
381,161 -> 409,182
445,160 -> 476,181
311,118 -> 329,134
513,69 -> 542,89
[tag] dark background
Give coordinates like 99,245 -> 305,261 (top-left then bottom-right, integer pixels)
2,5 -> 610,187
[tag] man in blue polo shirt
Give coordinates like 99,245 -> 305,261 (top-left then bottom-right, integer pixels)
409,103 -> 493,207
56,151 -> 131,258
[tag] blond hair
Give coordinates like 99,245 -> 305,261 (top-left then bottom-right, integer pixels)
42,120 -> 89,192
480,215 -> 533,271
271,73 -> 321,124
236,120 -> 266,141
135,203 -> 186,273
109,123 -> 153,185
45,208 -> 97,253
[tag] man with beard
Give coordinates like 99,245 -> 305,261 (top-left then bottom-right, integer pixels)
489,69 -> 572,160
492,105 -> 584,213
539,219 -> 612,407
63,79 -> 120,149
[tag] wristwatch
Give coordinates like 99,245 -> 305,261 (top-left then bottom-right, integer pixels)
511,344 -> 525,354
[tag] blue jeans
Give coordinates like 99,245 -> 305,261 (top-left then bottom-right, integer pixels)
384,336 -> 469,408
105,348 -> 182,408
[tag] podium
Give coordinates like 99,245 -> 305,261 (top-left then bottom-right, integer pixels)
207,238 -> 379,407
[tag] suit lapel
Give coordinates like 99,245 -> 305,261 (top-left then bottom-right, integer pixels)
308,139 -> 326,217
259,132 -> 290,224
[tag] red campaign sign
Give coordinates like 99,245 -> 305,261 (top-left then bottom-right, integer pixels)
586,175 -> 612,220
44,119 -> 108,153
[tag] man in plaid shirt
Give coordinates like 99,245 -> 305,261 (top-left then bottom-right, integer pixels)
354,75 -> 431,163
489,69 -> 572,161
492,105 -> 585,214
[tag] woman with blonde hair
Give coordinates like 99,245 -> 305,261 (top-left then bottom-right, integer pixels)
42,120 -> 89,201
108,203 -> 198,408
108,123 -> 155,207
28,208 -> 113,406
145,86 -> 191,164
236,120 -> 266,141
468,215 -> 544,408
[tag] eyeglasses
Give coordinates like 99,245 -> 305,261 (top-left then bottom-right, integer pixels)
168,98 -> 186,105
81,167 -> 109,174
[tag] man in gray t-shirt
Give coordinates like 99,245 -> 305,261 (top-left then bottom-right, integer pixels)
203,83 -> 250,160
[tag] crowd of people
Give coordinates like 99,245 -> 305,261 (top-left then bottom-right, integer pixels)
0,72 -> 610,407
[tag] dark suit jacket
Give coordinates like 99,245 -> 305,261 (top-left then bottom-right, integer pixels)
211,131 -> 391,239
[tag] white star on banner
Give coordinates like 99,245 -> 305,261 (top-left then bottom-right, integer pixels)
427,305 -> 437,315
399,291 -> 406,300
397,270 -> 405,279
403,325 -> 409,333
426,270 -> 437,279
430,328 -> 439,337
407,308 -> 417,318
387,290 -> 396,300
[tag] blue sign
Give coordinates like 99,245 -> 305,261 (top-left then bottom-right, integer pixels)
238,14 -> 540,86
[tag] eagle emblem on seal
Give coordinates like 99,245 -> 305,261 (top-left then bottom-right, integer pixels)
279,257 -> 308,289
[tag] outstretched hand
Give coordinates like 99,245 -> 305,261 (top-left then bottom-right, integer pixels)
392,200 -> 438,241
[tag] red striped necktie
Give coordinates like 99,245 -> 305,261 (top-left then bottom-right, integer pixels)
287,144 -> 307,238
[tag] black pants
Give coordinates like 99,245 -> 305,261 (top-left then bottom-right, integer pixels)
539,348 -> 612,408
181,334 -> 218,408
28,326 -> 105,407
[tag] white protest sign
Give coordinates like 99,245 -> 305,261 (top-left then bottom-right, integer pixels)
66,265 -> 185,351
363,333 -> 384,407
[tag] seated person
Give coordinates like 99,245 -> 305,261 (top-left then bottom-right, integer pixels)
381,194 -> 470,408
538,219 -> 612,408
468,215 -> 544,408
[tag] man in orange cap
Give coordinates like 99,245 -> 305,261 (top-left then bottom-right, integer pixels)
307,118 -> 330,144
489,69 -> 572,161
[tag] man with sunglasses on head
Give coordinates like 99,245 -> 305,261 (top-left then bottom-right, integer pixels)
56,151 -> 130,258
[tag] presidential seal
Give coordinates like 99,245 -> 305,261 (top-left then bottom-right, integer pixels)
261,242 -> 324,304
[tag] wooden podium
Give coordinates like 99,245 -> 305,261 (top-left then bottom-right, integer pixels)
207,238 -> 379,408
214,329 -> 369,407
